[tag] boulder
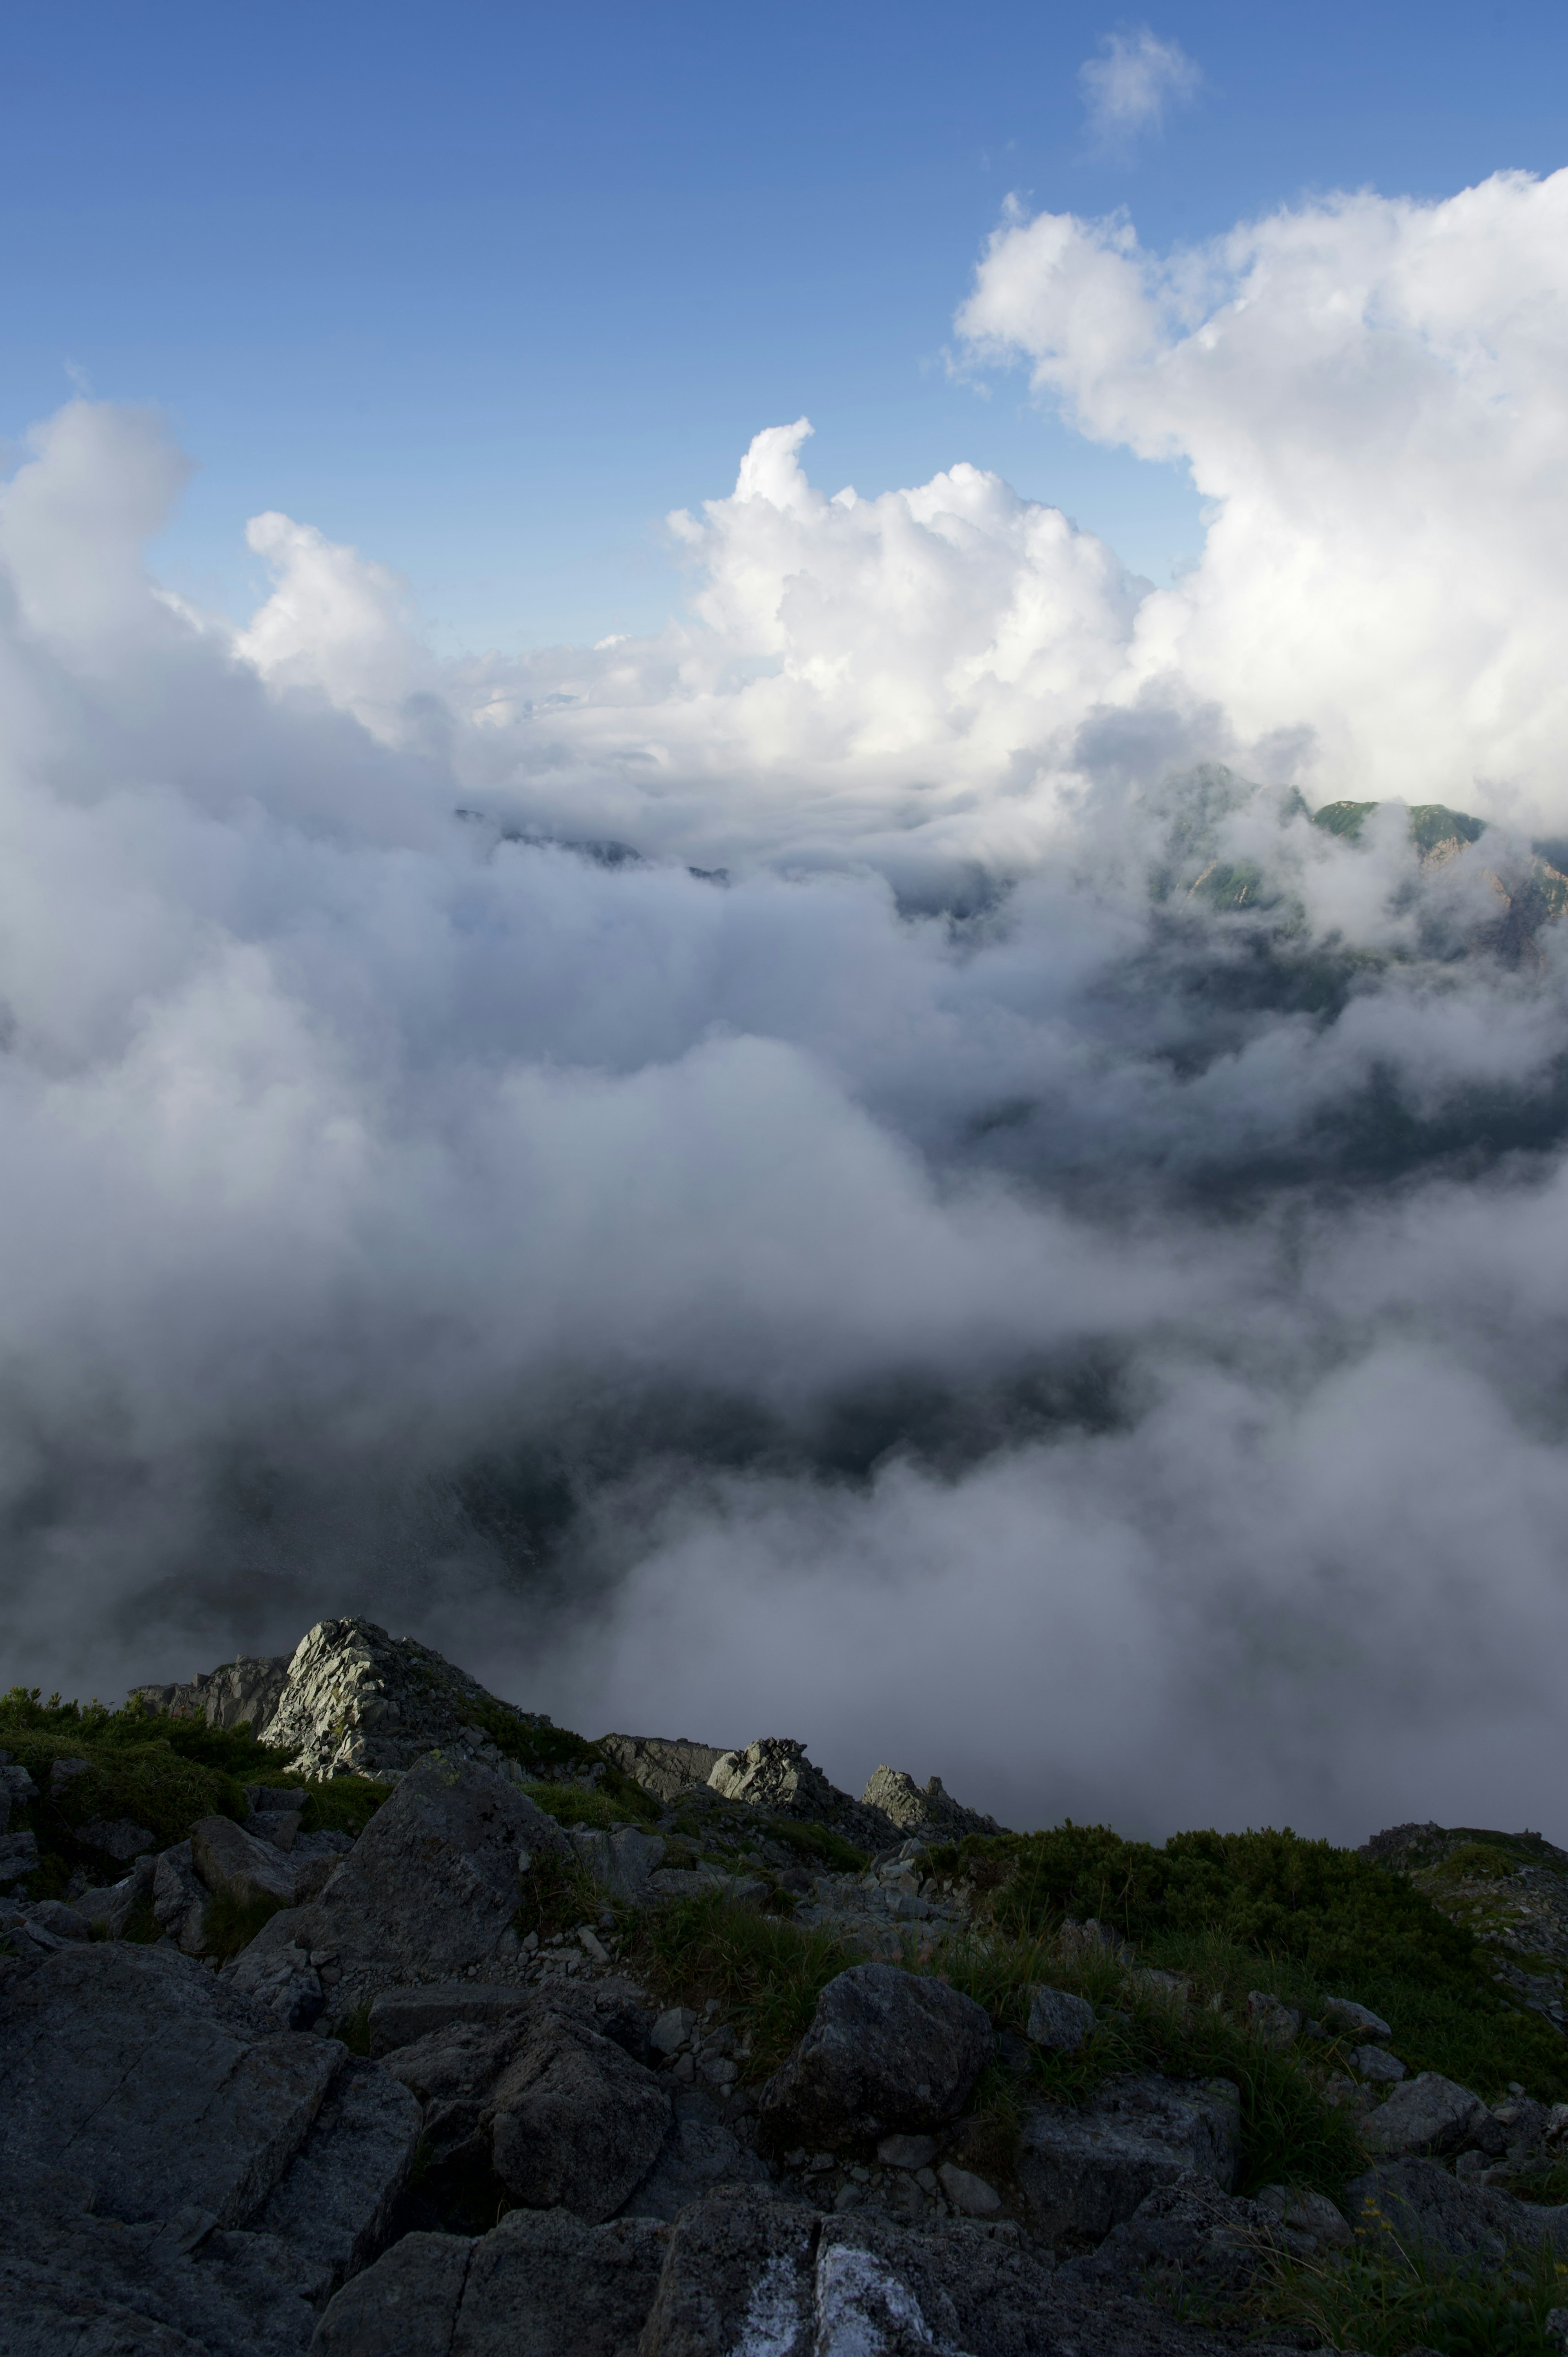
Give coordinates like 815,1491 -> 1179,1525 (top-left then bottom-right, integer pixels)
1246,1991 -> 1301,2047
75,1849 -> 158,1938
860,1765 -> 1003,1840
1321,1995 -> 1393,2043
1352,2043 -> 1406,2083
617,2101 -> 771,2220
153,1840 -> 211,1955
0,1828 -> 39,1885
596,1733 -> 732,1805
259,2056 -> 421,2290
1026,1984 -> 1096,2052
756,1961 -> 993,2152
488,2009 -> 671,2220
192,1815 -> 298,1909
1346,2156 -> 1568,2260
1253,2183 -> 1354,2249
225,1938 -> 325,2031
237,1757 -> 570,1998
1360,2070 -> 1508,2159
567,1822 -> 666,1901
1058,2179 -> 1303,2299
1017,2073 -> 1241,2241
27,1898 -> 93,1941
311,2210 -> 670,2357
0,1942 -> 342,2230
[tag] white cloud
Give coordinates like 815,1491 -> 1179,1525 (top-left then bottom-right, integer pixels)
10,165 -> 1568,1839
1078,26 -> 1201,143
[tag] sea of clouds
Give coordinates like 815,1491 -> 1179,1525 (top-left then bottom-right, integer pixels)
5,167 -> 1568,1842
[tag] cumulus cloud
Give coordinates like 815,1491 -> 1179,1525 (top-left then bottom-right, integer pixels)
1078,27 -> 1200,144
7,167 -> 1568,1844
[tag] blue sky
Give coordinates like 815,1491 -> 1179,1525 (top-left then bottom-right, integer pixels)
4,0 -> 1567,649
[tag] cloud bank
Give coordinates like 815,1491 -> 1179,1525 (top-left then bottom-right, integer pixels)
5,169 -> 1568,1844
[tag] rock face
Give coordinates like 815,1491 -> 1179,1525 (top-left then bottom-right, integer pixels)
0,1941 -> 419,2350
192,1815 -> 299,1909
240,1757 -> 570,2006
596,1733 -> 732,1805
706,1737 -> 896,1851
1017,2074 -> 1242,2241
757,1960 -> 993,2152
861,1764 -> 1001,1840
135,1617 -> 558,1785
130,1653 -> 292,1738
311,2209 -> 671,2357
487,2009 -> 671,2219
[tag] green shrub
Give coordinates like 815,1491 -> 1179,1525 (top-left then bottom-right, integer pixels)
513,1850 -> 604,1942
764,1818 -> 869,1873
1259,2197 -> 1568,2356
522,1782 -> 636,1831
628,1889 -> 860,2076
299,1776 -> 390,1837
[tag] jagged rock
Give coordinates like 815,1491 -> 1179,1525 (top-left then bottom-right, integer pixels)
1246,1990 -> 1301,2047
224,1939 -> 325,2031
153,1839 -> 211,1955
1058,2179 -> 1303,2298
132,1653 -> 293,1739
27,1898 -> 93,1941
0,1942 -> 343,2229
1016,2074 -> 1241,2241
756,1960 -> 993,2152
311,2210 -> 671,2357
1360,2069 -> 1508,2159
253,1811 -> 304,1852
79,1815 -> 158,1862
1346,2155 -> 1568,2259
707,1737 -> 896,1851
1026,1984 -> 1096,2052
1321,1995 -> 1393,2043
1253,2183 -> 1354,2248
259,2057 -> 421,2290
861,1765 -> 1002,1840
235,1758 -> 570,2000
567,1822 -> 666,1901
487,2009 -> 671,2220
617,2096 -> 771,2219
75,1849 -> 158,1937
258,1619 -> 554,1783
1352,2043 -> 1406,2082
192,1815 -> 298,1909
596,1733 -> 731,1805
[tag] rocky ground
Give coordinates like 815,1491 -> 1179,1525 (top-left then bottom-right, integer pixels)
5,1618 -> 1568,2356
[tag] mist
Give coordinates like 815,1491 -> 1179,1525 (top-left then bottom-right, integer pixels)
5,169 -> 1568,1845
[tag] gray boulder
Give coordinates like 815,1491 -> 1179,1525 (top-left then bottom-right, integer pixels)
75,1850 -> 158,1938
1026,1984 -> 1096,2053
1058,2179 -> 1302,2299
1017,2073 -> 1241,2241
617,2098 -> 771,2220
757,1960 -> 993,2152
596,1733 -> 732,1805
260,2057 -> 421,2290
153,1840 -> 211,1955
1321,1996 -> 1393,2043
1360,2070 -> 1508,2159
1345,2156 -> 1568,2259
79,1815 -> 158,1862
237,1757 -> 570,1998
192,1815 -> 298,1909
1246,1991 -> 1301,2047
568,1822 -> 666,1902
368,1978 -> 535,2056
488,2009 -> 671,2220
0,1827 -> 39,1885
310,2210 -> 670,2357
860,1766 -> 1002,1840
224,1938 -> 325,2031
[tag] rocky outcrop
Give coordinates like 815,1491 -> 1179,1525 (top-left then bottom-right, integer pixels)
707,1736 -> 898,1851
236,1757 -> 571,2010
862,1764 -> 1002,1841
756,1960 -> 993,2153
133,1618 -> 561,1785
1016,2074 -> 1241,2241
131,1653 -> 292,1738
597,1732 -> 732,1804
0,1941 -> 419,2349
